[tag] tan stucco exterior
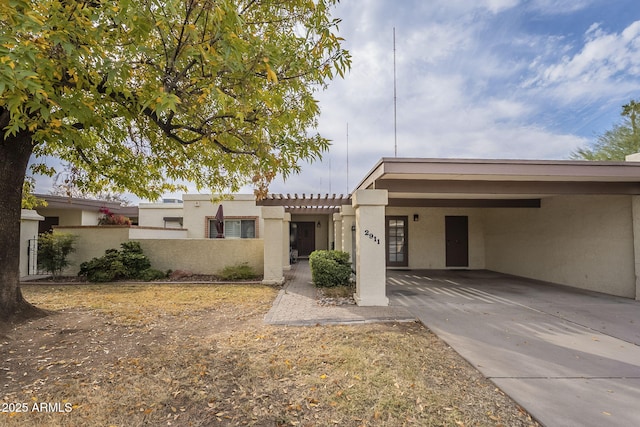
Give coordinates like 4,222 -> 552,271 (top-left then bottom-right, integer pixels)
138,203 -> 184,228
353,189 -> 389,306
384,196 -> 637,298
484,195 -> 636,298
23,156 -> 640,305
57,226 -> 263,276
385,207 -> 486,269
139,239 -> 263,275
182,194 -> 263,238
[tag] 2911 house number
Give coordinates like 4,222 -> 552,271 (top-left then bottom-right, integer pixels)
364,229 -> 380,244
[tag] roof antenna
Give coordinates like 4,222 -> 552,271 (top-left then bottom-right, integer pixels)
393,27 -> 398,157
328,153 -> 332,194
346,122 -> 350,194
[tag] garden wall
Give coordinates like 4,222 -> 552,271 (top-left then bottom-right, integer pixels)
56,226 -> 264,276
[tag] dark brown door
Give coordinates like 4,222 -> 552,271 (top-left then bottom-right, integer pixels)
445,216 -> 468,267
386,216 -> 408,267
295,222 -> 316,257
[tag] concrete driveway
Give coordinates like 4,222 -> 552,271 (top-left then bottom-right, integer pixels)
387,270 -> 640,427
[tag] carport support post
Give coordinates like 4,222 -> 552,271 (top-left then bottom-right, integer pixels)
262,206 -> 285,285
633,196 -> 640,300
282,212 -> 291,271
353,189 -> 389,306
333,213 -> 343,251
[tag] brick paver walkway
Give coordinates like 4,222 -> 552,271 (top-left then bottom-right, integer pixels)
264,261 -> 415,325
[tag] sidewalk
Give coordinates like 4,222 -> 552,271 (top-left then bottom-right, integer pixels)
264,261 -> 415,326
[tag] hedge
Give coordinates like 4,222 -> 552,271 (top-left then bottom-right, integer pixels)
309,250 -> 352,287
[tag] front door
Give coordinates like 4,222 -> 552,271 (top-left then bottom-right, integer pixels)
386,216 -> 408,267
445,216 -> 468,267
294,222 -> 316,257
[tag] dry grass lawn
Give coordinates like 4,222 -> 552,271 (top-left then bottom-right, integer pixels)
0,283 -> 539,426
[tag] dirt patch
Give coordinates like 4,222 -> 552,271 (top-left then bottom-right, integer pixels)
1,283 -> 539,426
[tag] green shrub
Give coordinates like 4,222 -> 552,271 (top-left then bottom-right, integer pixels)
137,268 -> 168,281
309,250 -> 352,287
79,241 -> 165,282
37,232 -> 77,278
218,263 -> 258,281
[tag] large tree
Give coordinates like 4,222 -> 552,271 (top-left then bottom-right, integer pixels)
571,100 -> 640,161
0,0 -> 349,320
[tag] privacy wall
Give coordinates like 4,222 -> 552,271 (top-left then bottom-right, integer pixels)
57,226 -> 264,276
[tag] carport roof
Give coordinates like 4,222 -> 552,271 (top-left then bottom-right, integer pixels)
356,158 -> 640,206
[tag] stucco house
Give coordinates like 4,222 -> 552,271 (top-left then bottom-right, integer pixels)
21,155 -> 640,304
131,156 -> 640,305
19,195 -> 139,277
35,194 -> 139,233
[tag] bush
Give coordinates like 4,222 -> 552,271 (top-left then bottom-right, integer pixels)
37,232 -> 76,278
79,241 -> 166,282
309,250 -> 352,287
218,263 -> 258,281
98,207 -> 132,226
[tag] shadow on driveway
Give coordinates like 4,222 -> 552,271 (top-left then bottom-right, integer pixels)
388,270 -> 640,427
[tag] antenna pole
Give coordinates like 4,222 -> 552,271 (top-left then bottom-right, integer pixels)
346,122 -> 349,194
393,27 -> 397,157
328,154 -> 332,194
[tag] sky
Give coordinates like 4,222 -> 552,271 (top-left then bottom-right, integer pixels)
266,0 -> 640,196
32,0 -> 640,201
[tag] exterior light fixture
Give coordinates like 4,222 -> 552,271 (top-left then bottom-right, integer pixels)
413,214 -> 419,222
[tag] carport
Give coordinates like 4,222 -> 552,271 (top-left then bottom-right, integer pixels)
354,157 -> 640,301
387,269 -> 640,427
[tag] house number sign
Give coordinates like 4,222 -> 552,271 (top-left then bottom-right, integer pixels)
364,229 -> 381,245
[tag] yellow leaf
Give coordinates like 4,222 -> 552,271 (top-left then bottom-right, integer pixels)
265,63 -> 278,84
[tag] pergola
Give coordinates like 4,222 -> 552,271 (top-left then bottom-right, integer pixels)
257,193 -> 351,214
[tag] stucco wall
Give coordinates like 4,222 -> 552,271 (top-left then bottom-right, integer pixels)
128,227 -> 188,239
182,194 -> 263,238
386,207 -> 486,269
138,203 -> 184,228
56,226 -> 263,276
58,226 -> 131,273
484,195 -> 635,298
139,239 -> 264,275
36,208 -> 83,226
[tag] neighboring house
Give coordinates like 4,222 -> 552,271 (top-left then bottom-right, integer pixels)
35,194 -> 139,233
19,156 -> 640,304
138,194 -> 349,257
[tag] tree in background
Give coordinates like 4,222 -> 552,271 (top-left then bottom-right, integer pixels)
0,0 -> 350,320
50,162 -> 132,205
571,100 -> 640,161
37,232 -> 76,279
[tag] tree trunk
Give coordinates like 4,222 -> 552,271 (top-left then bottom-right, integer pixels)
0,131 -> 46,322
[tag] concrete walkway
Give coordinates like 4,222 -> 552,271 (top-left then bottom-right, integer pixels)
388,269 -> 640,427
263,261 -> 415,326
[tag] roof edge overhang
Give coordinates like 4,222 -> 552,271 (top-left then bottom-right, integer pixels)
355,158 -> 640,197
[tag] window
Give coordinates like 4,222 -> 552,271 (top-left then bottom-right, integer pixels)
208,218 -> 256,238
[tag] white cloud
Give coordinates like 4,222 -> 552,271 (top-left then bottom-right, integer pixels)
527,0 -> 594,15
527,20 -> 640,102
